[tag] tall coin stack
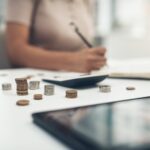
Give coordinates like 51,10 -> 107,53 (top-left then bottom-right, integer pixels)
15,78 -> 28,95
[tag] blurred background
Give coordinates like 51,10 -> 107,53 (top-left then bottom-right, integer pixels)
0,0 -> 150,68
95,0 -> 150,60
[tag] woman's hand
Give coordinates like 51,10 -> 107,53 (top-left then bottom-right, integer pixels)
72,47 -> 107,73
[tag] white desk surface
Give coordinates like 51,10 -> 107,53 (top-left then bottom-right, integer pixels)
1,68 -> 150,150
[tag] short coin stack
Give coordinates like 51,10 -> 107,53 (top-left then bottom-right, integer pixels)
2,83 -> 12,91
29,81 -> 40,90
34,94 -> 43,100
44,84 -> 54,96
99,85 -> 111,93
66,89 -> 78,98
15,78 -> 28,95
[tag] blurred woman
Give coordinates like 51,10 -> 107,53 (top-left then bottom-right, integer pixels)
6,0 -> 106,72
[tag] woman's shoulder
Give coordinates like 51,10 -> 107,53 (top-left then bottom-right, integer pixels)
7,0 -> 34,5
6,0 -> 35,26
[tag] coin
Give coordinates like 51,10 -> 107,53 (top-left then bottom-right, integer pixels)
37,73 -> 44,76
15,78 -> 27,83
44,85 -> 54,96
126,86 -> 135,91
2,83 -> 12,91
17,91 -> 28,96
66,89 -> 77,98
15,78 -> 28,95
16,100 -> 29,106
29,81 -> 40,90
99,85 -> 111,93
0,74 -> 8,77
34,94 -> 43,100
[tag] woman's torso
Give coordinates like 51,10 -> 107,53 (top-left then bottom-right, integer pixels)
32,0 -> 95,51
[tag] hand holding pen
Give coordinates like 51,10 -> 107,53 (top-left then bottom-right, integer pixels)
70,22 -> 107,73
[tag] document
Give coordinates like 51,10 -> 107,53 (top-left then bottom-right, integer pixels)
108,58 -> 150,79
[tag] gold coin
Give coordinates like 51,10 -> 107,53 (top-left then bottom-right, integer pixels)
34,94 -> 43,100
16,100 -> 29,106
66,90 -> 77,98
15,78 -> 27,83
17,91 -> 28,96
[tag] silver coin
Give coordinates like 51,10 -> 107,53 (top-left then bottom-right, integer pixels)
44,85 -> 54,96
99,85 -> 111,93
0,74 -> 8,77
29,81 -> 40,90
2,83 -> 12,91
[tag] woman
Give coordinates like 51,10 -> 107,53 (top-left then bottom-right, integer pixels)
6,0 -> 106,72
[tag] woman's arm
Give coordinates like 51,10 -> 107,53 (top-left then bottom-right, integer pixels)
6,23 -> 106,72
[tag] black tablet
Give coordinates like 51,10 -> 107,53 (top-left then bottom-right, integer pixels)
32,99 -> 150,150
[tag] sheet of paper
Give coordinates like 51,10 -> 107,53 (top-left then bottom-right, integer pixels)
108,58 -> 150,79
0,68 -> 150,113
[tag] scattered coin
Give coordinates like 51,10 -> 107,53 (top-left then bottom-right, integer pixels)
66,89 -> 78,98
99,85 -> 111,93
126,86 -> 136,91
80,73 -> 91,76
37,73 -> 44,76
2,83 -> 12,91
0,74 -> 8,77
34,94 -> 43,100
53,75 -> 60,79
29,81 -> 40,90
44,84 -> 54,96
16,100 -> 29,106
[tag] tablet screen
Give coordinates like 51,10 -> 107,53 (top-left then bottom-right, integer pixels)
33,98 -> 150,149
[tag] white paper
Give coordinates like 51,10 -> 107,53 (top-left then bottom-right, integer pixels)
0,68 -> 150,113
108,58 -> 150,79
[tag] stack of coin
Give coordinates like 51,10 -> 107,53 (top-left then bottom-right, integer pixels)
15,78 -> 28,95
29,81 -> 40,90
34,94 -> 43,100
44,85 -> 54,96
66,89 -> 78,98
2,83 -> 12,91
99,85 -> 111,93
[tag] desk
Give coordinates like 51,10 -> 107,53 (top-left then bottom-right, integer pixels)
0,69 -> 69,150
1,68 -> 150,150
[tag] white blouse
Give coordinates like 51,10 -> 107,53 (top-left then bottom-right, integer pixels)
6,0 -> 95,51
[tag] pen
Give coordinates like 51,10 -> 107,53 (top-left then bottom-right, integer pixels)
70,22 -> 108,69
70,22 -> 93,48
